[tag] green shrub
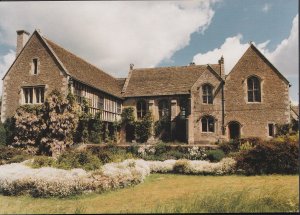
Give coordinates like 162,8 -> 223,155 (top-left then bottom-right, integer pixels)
291,118 -> 299,132
239,141 -> 254,151
56,150 -> 102,171
0,146 -> 27,161
3,117 -> 16,145
88,112 -> 103,144
287,133 -> 299,143
236,140 -> 299,175
31,156 -> 55,168
206,149 -> 225,162
154,142 -> 169,156
173,160 -> 189,174
108,151 -> 135,163
6,154 -> 32,164
135,112 -> 153,143
0,122 -> 7,146
154,118 -> 171,142
91,147 -> 135,164
275,124 -> 290,136
218,139 -> 239,154
127,144 -> 140,155
165,150 -> 185,160
219,138 -> 261,154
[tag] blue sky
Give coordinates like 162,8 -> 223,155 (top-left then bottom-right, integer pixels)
0,0 -> 298,103
160,0 -> 298,64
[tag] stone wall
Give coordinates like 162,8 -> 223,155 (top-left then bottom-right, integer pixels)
190,67 -> 224,144
122,95 -> 189,142
1,33 -> 68,122
224,45 -> 290,140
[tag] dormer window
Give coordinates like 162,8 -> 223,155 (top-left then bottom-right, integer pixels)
33,58 -> 38,75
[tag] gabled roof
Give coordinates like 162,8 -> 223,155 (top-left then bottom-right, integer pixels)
227,44 -> 290,85
291,105 -> 299,117
3,30 -> 123,98
122,64 -> 220,97
43,37 -> 123,98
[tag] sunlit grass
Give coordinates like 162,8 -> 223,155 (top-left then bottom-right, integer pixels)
0,174 -> 298,214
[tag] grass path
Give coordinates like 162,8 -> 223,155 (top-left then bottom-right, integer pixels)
0,174 -> 298,214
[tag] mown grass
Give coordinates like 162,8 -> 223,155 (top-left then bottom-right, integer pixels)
0,174 -> 298,214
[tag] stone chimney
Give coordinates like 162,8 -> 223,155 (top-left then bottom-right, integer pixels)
218,56 -> 225,79
129,63 -> 134,70
122,63 -> 134,93
16,30 -> 30,57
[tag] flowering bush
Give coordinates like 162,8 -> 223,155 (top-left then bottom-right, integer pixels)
13,106 -> 43,153
187,146 -> 207,160
11,90 -> 79,157
0,159 -> 150,198
147,160 -> 177,173
137,145 -> 156,157
0,158 -> 236,198
150,158 -> 236,175
40,90 -> 79,156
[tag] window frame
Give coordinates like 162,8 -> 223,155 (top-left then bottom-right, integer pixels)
247,76 -> 261,103
22,86 -> 45,105
201,115 -> 215,133
35,87 -> 45,104
202,83 -> 213,104
268,123 -> 275,137
32,58 -> 39,75
158,99 -> 170,120
136,100 -> 147,120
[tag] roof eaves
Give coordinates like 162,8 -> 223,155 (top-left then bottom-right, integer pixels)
250,44 -> 290,85
207,64 -> 223,82
71,77 -> 124,100
38,33 -> 70,77
124,92 -> 190,98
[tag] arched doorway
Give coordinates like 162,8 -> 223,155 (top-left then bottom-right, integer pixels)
228,121 -> 241,139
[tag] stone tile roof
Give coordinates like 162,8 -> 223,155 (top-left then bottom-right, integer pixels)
122,64 -> 220,97
44,38 -> 123,98
291,105 -> 299,117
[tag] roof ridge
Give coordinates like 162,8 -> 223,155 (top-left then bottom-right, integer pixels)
132,64 -> 218,71
43,36 -> 118,81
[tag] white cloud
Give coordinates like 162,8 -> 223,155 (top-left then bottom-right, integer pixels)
0,1 -> 216,78
0,50 -> 15,93
193,14 -> 299,102
262,3 -> 271,13
263,15 -> 299,78
193,34 -> 250,72
193,14 -> 299,77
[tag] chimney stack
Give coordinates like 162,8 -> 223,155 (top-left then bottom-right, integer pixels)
130,63 -> 134,70
16,30 -> 30,57
218,56 -> 225,79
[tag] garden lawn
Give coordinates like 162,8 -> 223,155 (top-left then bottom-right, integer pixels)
0,174 -> 298,214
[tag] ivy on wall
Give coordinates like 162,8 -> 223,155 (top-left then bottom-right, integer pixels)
121,107 -> 153,143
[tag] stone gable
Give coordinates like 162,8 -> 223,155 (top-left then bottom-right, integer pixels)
224,45 -> 290,139
1,33 -> 68,122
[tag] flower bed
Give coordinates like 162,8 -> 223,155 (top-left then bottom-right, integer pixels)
0,158 -> 236,198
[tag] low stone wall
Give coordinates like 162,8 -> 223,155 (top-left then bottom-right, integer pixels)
84,143 -> 219,151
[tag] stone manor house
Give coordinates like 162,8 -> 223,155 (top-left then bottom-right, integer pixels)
1,30 -> 293,144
